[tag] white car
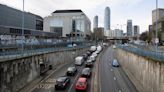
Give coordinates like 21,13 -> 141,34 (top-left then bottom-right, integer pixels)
75,56 -> 84,66
89,55 -> 96,62
92,53 -> 97,57
113,45 -> 116,49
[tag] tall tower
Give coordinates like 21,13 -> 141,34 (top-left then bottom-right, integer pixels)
93,15 -> 98,30
127,20 -> 133,36
104,7 -> 110,36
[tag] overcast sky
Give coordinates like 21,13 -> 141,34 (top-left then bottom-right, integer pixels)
0,0 -> 164,33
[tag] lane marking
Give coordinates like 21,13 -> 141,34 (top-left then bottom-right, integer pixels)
114,77 -> 117,80
119,90 -> 122,92
110,69 -> 113,71
68,72 -> 80,92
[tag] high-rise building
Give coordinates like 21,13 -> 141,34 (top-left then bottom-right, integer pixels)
104,7 -> 110,36
127,20 -> 133,36
152,8 -> 164,45
133,25 -> 140,37
93,15 -> 98,30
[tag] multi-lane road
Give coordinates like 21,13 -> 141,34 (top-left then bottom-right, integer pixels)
23,46 -> 138,92
99,47 -> 138,92
31,59 -> 93,92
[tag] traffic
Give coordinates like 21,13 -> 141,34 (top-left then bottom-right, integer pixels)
54,45 -> 103,92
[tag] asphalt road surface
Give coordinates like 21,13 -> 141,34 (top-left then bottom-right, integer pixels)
99,46 -> 138,92
31,60 -> 93,92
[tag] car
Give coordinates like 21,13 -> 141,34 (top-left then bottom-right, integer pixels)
113,45 -> 116,49
85,60 -> 93,67
81,68 -> 91,78
86,51 -> 92,56
82,54 -> 88,60
75,56 -> 84,66
75,77 -> 88,91
66,66 -> 77,76
89,55 -> 96,62
112,59 -> 119,67
55,76 -> 70,90
92,53 -> 97,57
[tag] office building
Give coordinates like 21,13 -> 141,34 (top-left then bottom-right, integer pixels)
109,29 -> 123,38
93,15 -> 98,30
0,4 -> 56,45
44,10 -> 91,39
104,7 -> 111,36
127,20 -> 133,36
133,25 -> 140,37
152,8 -> 164,45
93,27 -> 104,40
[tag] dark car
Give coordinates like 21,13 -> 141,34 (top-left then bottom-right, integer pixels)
66,66 -> 77,76
86,51 -> 92,56
81,68 -> 91,78
85,60 -> 93,67
82,54 -> 88,60
55,76 -> 70,90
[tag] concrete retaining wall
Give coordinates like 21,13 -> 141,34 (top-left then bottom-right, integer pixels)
116,48 -> 164,92
0,47 -> 88,92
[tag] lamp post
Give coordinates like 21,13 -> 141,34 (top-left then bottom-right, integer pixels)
21,0 -> 25,52
155,0 -> 158,51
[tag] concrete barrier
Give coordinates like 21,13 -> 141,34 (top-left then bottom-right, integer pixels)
116,48 -> 164,92
0,47 -> 89,92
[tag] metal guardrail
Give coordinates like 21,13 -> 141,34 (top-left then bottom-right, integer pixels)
117,45 -> 164,62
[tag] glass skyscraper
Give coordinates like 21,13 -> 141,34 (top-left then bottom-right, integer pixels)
104,7 -> 110,36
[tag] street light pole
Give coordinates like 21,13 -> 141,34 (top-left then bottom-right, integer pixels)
22,0 -> 25,52
155,0 -> 158,51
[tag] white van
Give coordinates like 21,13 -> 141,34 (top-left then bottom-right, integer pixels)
75,56 -> 84,66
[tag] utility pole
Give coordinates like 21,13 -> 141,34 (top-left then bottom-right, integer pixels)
155,0 -> 158,52
22,0 -> 25,52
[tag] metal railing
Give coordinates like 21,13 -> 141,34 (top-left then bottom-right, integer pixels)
117,45 -> 164,62
0,42 -> 95,62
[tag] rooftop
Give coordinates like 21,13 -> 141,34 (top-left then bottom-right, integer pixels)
53,9 -> 83,13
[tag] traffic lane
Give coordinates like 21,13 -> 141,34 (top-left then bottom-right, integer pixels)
32,62 -> 78,92
68,64 -> 92,92
99,47 -> 121,92
32,62 -> 92,92
110,48 -> 138,92
107,47 -> 138,92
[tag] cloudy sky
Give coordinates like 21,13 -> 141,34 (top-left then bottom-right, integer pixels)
0,0 -> 164,33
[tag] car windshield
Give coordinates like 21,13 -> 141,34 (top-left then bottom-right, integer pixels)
67,67 -> 74,71
57,77 -> 66,83
82,68 -> 89,73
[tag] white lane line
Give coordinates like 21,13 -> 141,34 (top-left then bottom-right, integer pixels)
110,69 -> 113,71
119,90 -> 122,92
68,73 -> 80,92
114,77 -> 116,80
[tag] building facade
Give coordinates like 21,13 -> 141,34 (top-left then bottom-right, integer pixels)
0,4 -> 43,33
127,20 -> 133,37
109,29 -> 123,38
93,15 -> 98,30
133,25 -> 140,37
44,10 -> 91,39
104,7 -> 111,37
93,27 -> 104,40
0,4 -> 56,45
152,8 -> 164,45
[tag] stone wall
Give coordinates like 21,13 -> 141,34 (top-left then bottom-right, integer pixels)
0,47 -> 88,92
116,48 -> 164,92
